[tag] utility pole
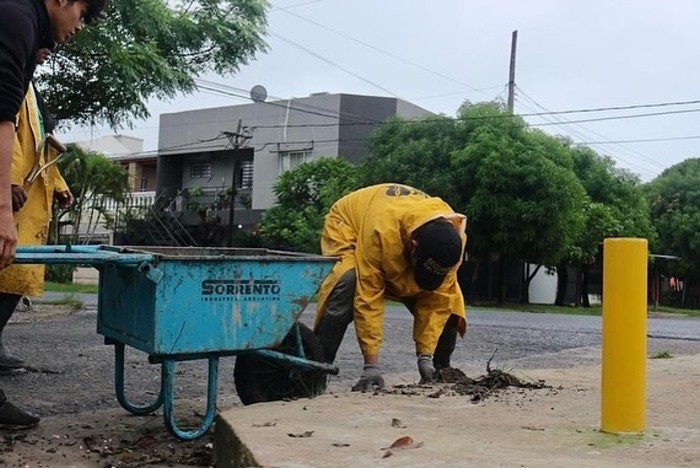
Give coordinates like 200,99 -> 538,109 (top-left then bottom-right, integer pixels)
507,30 -> 518,113
223,120 -> 252,247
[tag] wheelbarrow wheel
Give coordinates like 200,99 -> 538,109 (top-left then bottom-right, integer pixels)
234,322 -> 328,405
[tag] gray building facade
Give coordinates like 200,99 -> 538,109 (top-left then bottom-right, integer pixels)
156,92 -> 430,225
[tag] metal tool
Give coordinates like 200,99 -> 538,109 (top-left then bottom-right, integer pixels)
23,133 -> 68,190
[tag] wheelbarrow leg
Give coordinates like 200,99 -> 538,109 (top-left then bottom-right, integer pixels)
162,355 -> 219,440
114,342 -> 164,415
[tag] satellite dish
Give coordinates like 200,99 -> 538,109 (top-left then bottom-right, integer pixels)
250,85 -> 268,103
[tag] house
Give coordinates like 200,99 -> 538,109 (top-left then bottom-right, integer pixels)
156,92 -> 432,227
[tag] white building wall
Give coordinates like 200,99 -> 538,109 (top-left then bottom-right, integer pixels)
527,264 -> 557,305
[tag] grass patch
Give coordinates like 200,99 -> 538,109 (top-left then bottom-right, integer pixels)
35,293 -> 84,309
650,350 -> 673,359
651,305 -> 700,318
469,302 -> 700,317
44,281 -> 98,294
469,302 -> 602,316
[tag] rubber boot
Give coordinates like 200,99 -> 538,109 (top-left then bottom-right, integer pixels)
433,314 -> 459,370
0,294 -> 24,370
0,390 -> 39,429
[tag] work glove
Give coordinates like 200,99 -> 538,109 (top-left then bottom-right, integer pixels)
351,365 -> 385,391
417,354 -> 436,383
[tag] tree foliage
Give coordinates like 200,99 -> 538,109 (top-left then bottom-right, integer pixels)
37,0 -> 268,127
363,101 -> 587,269
52,144 -> 130,244
361,115 -> 462,206
647,158 -> 700,280
259,158 -> 360,253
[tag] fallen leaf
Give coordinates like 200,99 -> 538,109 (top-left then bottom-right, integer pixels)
381,435 -> 424,451
331,442 -> 350,447
288,431 -> 314,438
391,418 -> 407,429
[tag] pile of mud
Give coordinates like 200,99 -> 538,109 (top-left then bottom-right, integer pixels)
386,364 -> 550,403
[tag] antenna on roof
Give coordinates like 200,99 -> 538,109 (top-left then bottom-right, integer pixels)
250,85 -> 268,103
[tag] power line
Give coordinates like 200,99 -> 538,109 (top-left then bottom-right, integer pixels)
269,0 -> 331,11
515,96 -> 656,177
271,4 -> 499,99
531,107 -> 700,126
270,31 -> 400,97
515,87 -> 660,175
195,81 -> 384,125
577,135 -> 700,145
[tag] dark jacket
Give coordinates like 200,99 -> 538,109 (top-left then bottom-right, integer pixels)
0,0 -> 53,123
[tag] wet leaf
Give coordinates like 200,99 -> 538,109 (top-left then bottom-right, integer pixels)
380,435 -> 424,451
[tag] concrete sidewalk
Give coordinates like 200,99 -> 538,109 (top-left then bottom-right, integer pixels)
216,354 -> 700,467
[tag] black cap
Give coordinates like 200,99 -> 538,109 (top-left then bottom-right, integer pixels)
412,220 -> 462,290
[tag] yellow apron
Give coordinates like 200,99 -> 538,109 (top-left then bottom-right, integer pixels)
0,85 -> 68,296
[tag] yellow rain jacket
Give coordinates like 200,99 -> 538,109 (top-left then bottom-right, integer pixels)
315,184 -> 467,357
0,85 -> 68,296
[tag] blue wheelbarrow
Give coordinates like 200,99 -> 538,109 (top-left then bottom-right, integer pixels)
15,245 -> 338,440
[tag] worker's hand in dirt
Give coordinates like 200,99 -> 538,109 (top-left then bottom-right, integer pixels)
351,365 -> 385,391
11,185 -> 27,212
55,189 -> 74,208
417,354 -> 437,383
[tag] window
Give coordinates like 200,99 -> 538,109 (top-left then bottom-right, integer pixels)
279,151 -> 310,174
237,160 -> 254,188
190,163 -> 212,178
139,176 -> 148,191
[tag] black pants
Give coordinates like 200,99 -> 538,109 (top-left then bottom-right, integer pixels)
314,269 -> 458,368
0,292 -> 21,337
0,292 -> 18,406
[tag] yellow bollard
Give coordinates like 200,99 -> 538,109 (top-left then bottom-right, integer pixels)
601,238 -> 647,433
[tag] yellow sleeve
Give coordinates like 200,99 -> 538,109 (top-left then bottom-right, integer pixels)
412,273 -> 465,354
353,250 -> 386,357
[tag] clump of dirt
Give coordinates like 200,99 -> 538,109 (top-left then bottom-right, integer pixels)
386,351 -> 549,403
437,366 -> 548,403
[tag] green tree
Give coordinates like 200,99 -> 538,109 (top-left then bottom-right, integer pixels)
52,144 -> 130,244
361,115 -> 463,206
557,146 -> 656,306
361,100 -> 588,302
259,158 -> 360,253
451,102 -> 586,302
647,158 -> 700,288
37,0 -> 268,127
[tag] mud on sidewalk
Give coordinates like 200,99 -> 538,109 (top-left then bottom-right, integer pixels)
0,406 -> 217,467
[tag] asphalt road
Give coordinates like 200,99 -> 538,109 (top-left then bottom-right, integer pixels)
4,297 -> 699,419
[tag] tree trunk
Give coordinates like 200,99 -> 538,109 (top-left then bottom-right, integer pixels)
486,253 -> 494,302
521,263 -> 542,304
580,263 -> 591,308
498,255 -> 506,304
520,263 -> 529,304
573,263 -> 582,307
555,263 -> 568,306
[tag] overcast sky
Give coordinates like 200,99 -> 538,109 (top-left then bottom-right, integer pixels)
57,0 -> 700,182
